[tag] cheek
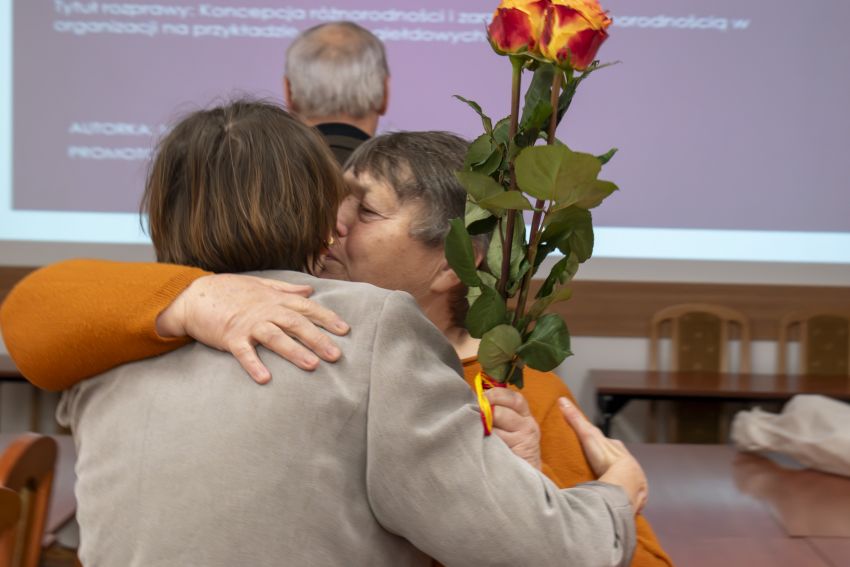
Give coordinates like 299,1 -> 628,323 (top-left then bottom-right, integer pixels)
345,225 -> 406,277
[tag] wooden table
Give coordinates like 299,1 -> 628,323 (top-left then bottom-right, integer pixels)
593,369 -> 850,435
0,433 -> 76,543
630,443 -> 850,566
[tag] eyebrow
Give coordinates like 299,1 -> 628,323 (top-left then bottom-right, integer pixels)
345,179 -> 365,199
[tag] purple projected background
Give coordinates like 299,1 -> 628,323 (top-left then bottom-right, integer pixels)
13,0 -> 850,232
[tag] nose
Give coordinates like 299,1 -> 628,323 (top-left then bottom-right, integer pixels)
335,195 -> 357,238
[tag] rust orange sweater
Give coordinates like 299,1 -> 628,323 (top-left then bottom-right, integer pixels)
1,259 -> 672,566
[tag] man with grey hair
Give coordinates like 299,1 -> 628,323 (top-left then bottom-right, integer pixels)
285,21 -> 389,164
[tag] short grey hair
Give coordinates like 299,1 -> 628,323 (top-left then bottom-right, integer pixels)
285,22 -> 388,120
344,131 -> 472,248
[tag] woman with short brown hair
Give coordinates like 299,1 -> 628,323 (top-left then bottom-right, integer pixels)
143,100 -> 342,274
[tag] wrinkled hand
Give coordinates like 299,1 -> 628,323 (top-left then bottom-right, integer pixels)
156,274 -> 350,383
558,398 -> 648,514
486,388 -> 541,470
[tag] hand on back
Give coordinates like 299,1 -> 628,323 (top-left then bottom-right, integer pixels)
156,274 -> 350,383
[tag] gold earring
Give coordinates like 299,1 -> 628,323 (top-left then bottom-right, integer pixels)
328,236 -> 335,245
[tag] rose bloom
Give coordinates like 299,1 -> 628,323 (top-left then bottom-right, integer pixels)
487,0 -> 550,56
539,0 -> 612,70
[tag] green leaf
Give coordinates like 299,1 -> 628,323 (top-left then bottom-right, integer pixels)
596,148 -> 618,165
528,285 -> 572,320
479,324 -> 522,377
465,200 -> 493,228
572,180 -> 618,210
445,218 -> 482,287
484,363 -> 511,384
536,252 -> 579,298
466,286 -> 508,338
515,145 -> 602,207
487,217 -> 527,294
492,117 -> 511,147
516,313 -> 572,371
521,64 -> 555,128
478,269 -> 498,288
474,146 -> 505,176
507,365 -> 525,388
478,191 -> 535,211
517,64 -> 558,148
467,214 -> 500,236
543,206 -> 593,262
456,171 -> 504,204
569,222 -> 594,262
464,134 -> 492,169
453,95 -> 492,134
507,259 -> 532,296
520,100 -> 552,137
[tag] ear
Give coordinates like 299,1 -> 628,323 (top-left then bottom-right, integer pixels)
429,245 -> 484,294
283,77 -> 296,111
429,256 -> 462,294
377,76 -> 390,116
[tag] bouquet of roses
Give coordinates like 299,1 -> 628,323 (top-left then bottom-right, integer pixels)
446,0 -> 617,432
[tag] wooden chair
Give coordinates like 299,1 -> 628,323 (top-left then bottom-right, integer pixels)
0,434 -> 58,567
0,487 -> 21,566
650,303 -> 751,373
649,303 -> 751,442
778,310 -> 850,376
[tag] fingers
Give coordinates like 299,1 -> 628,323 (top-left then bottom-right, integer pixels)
557,397 -> 597,440
556,399 -> 650,515
486,391 -> 541,470
230,341 -> 272,385
250,275 -> 313,298
559,397 -> 625,477
182,273 -> 351,381
253,321 -> 321,371
277,294 -> 350,337
484,388 -> 532,417
264,307 -> 342,362
491,405 -> 531,434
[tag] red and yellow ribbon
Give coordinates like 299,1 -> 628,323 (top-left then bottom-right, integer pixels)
473,371 -> 507,436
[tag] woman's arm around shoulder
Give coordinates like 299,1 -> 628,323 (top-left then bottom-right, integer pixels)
0,259 -> 206,390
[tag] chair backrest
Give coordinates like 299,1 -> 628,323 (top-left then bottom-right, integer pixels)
650,303 -> 751,373
0,434 -> 58,567
0,487 -> 21,558
778,310 -> 850,376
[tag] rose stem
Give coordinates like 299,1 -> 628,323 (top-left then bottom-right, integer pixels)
497,56 -> 524,300
514,68 -> 564,327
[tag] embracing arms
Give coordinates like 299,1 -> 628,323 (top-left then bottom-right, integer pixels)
0,259 -> 350,389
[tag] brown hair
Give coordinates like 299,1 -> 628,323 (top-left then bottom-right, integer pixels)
142,100 -> 343,273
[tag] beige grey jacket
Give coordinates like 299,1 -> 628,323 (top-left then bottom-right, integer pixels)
59,271 -> 635,567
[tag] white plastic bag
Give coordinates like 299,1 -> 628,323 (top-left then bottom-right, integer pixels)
731,394 -> 850,477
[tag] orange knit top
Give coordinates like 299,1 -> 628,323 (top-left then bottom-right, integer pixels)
1,259 -> 671,566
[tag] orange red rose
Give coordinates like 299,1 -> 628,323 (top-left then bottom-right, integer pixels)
488,0 -> 612,70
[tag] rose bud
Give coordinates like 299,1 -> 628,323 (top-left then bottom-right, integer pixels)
487,0 -> 551,56
539,0 -> 612,70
